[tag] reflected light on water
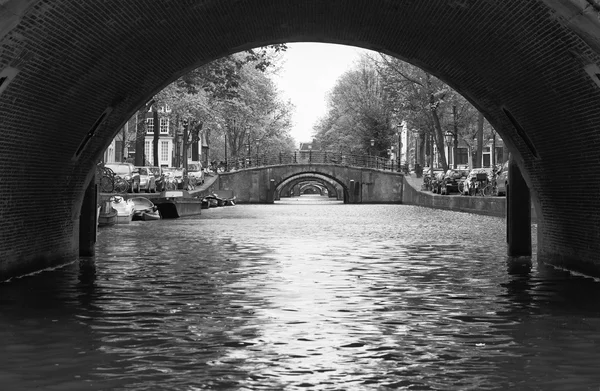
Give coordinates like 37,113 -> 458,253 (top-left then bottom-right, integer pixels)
1,197 -> 600,389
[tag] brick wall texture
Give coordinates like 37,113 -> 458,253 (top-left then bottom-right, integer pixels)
1,0 -> 600,279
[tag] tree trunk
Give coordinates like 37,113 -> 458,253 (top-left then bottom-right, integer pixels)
428,132 -> 434,169
152,106 -> 159,167
475,112 -> 484,168
121,125 -> 126,162
182,119 -> 188,172
452,105 -> 459,169
419,132 -> 426,167
492,131 -> 496,168
134,109 -> 146,166
427,74 -> 448,171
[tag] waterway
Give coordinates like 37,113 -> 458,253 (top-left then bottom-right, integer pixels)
1,195 -> 600,390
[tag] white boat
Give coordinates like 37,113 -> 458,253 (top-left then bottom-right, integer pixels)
130,196 -> 161,221
110,196 -> 135,224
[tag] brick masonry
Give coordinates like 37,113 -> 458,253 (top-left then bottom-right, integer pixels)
1,0 -> 600,279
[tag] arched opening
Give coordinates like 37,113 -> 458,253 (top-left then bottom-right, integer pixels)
1,0 -> 600,277
275,172 -> 346,204
5,3 -> 600,388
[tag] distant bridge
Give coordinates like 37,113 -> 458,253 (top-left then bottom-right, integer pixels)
217,151 -> 405,204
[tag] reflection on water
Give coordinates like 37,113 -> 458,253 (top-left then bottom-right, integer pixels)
1,195 -> 600,390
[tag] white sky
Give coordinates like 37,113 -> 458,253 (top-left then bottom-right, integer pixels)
272,43 -> 367,144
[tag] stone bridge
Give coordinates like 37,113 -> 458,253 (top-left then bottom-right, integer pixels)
218,163 -> 404,204
2,1 -> 600,279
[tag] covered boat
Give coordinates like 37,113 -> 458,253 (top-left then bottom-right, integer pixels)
154,196 -> 203,218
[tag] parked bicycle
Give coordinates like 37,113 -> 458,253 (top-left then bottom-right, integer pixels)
187,175 -> 197,191
96,164 -> 132,194
97,165 -> 115,193
163,177 -> 178,191
113,176 -> 130,193
483,170 -> 500,197
462,168 -> 497,196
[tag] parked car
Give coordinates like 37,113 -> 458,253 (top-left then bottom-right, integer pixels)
162,167 -> 186,190
496,161 -> 509,196
441,169 -> 469,195
462,167 -> 494,196
105,163 -> 140,193
187,163 -> 205,185
134,166 -> 157,193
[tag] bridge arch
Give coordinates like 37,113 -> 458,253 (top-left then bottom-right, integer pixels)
276,172 -> 345,201
299,183 -> 329,197
1,1 -> 600,278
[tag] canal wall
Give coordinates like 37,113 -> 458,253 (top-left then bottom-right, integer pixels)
402,176 -> 538,221
189,174 -> 221,198
402,176 -> 506,218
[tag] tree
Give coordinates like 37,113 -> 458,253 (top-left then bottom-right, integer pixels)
151,46 -> 294,167
369,54 -> 452,171
314,57 -> 394,157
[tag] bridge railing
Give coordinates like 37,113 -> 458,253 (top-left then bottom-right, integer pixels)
220,150 -> 407,173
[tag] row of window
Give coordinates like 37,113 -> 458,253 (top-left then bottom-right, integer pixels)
144,140 -> 170,163
146,117 -> 170,134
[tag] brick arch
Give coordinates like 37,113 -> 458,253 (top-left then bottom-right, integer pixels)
1,0 -> 600,278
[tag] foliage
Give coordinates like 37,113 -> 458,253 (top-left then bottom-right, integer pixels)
313,52 -> 497,170
177,44 -> 287,100
143,44 -> 294,164
314,58 -> 395,157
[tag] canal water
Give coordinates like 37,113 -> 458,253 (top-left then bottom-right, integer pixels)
1,195 -> 600,390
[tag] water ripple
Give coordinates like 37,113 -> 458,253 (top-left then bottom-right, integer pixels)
1,198 -> 600,389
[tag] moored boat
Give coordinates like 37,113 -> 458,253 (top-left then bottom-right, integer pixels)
200,198 -> 209,209
154,196 -> 203,218
141,210 -> 161,220
110,196 -> 135,224
130,196 -> 161,221
204,194 -> 224,207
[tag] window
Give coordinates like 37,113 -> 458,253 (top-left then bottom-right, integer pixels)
495,147 -> 504,164
145,141 -> 152,164
106,145 -> 115,163
160,104 -> 171,113
456,148 -> 468,165
161,141 -> 169,162
160,117 -> 169,134
146,118 -> 154,133
483,154 -> 491,167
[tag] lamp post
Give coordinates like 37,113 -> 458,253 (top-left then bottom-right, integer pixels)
246,125 -> 251,156
397,131 -> 402,172
224,133 -> 228,171
308,144 -> 312,162
256,140 -> 260,166
453,131 -> 458,169
444,130 -> 453,170
370,138 -> 375,167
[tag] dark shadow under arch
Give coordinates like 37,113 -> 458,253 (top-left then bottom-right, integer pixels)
1,0 -> 600,277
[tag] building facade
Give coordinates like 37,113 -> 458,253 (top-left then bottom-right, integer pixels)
103,104 -> 204,168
